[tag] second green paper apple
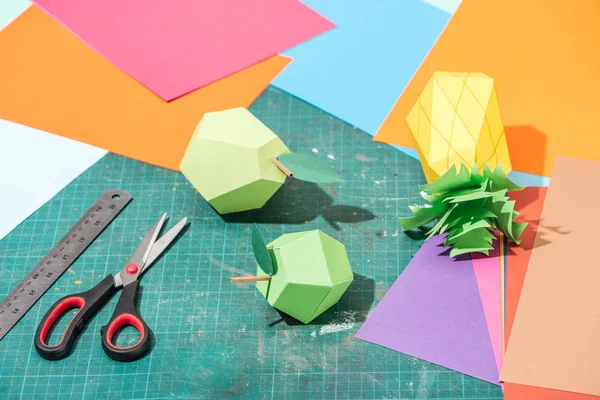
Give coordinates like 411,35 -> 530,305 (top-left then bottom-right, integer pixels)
180,107 -> 342,214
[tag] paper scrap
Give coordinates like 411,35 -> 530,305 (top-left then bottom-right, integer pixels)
374,0 -> 600,177
32,0 -> 333,101
0,7 -> 290,171
501,157 -> 600,396
472,238 -> 503,376
356,234 -> 498,385
503,186 -> 596,400
272,0 -> 451,136
0,119 -> 106,241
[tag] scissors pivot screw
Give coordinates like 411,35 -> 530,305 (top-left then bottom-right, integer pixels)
126,264 -> 139,274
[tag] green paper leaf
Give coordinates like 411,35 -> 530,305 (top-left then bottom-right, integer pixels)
484,164 -> 525,192
440,182 -> 486,201
277,153 -> 343,183
446,228 -> 495,257
510,222 -> 528,245
420,163 -> 473,195
427,204 -> 457,238
252,224 -> 274,276
400,207 -> 443,231
447,219 -> 493,241
399,200 -> 449,231
470,164 -> 485,185
490,198 -> 516,238
447,189 -> 506,204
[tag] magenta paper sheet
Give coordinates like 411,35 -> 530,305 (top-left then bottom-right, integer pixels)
472,240 -> 503,376
33,0 -> 334,100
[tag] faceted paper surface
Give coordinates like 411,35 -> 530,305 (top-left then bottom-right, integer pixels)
180,107 -> 290,214
256,230 -> 353,324
406,72 -> 512,182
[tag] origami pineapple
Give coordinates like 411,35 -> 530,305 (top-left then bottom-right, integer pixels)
406,72 -> 512,183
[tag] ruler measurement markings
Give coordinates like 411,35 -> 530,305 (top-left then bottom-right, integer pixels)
0,190 -> 132,341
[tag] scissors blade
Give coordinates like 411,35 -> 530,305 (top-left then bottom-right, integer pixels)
127,213 -> 167,269
142,217 -> 188,272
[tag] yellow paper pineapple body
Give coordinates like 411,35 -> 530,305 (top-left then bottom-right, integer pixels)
406,72 -> 512,183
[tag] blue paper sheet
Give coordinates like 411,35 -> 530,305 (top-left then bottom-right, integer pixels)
0,119 -> 107,240
272,0 -> 452,136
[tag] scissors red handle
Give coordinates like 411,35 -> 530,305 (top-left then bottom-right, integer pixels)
101,280 -> 152,362
34,275 -> 117,360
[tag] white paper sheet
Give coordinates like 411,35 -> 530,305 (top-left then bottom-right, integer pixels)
0,119 -> 107,240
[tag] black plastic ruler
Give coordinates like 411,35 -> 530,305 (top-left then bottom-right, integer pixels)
0,189 -> 132,341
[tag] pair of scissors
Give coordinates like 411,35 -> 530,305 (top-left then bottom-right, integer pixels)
34,214 -> 188,362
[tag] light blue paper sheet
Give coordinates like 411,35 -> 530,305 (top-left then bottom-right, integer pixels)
0,0 -> 29,30
273,0 -> 453,136
0,119 -> 107,240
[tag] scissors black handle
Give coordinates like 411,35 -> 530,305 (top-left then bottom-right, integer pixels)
101,280 -> 152,362
34,275 -> 117,360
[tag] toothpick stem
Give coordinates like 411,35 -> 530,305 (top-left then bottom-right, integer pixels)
231,276 -> 272,283
272,158 -> 293,178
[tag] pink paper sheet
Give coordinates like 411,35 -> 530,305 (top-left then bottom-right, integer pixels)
32,0 -> 334,101
471,239 -> 503,376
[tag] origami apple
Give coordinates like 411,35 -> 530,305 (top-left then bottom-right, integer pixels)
180,107 -> 342,214
406,72 -> 512,183
254,229 -> 353,324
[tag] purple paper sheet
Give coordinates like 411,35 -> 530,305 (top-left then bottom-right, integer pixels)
355,235 -> 499,385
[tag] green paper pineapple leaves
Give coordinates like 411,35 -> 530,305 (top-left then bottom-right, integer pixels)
400,163 -> 528,258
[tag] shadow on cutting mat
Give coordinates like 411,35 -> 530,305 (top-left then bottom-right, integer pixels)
220,179 -> 376,230
268,273 -> 375,327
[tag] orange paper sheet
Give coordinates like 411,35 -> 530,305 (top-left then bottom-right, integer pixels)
505,189 -> 598,400
374,0 -> 600,177
0,7 -> 291,171
502,157 -> 600,396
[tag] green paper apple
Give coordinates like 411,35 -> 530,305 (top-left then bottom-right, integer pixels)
179,107 -> 343,214
254,229 -> 354,324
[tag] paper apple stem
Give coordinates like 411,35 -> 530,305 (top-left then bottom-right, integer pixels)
230,276 -> 272,283
272,157 -> 293,178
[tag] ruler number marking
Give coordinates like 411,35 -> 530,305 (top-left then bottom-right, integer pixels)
0,190 -> 131,340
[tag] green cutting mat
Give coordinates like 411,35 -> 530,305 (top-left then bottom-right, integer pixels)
0,88 -> 503,399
